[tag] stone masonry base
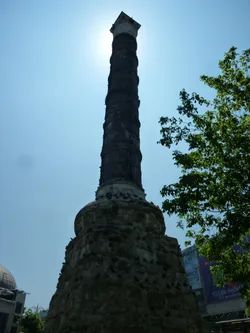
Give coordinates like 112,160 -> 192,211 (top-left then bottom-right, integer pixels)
44,200 -> 204,333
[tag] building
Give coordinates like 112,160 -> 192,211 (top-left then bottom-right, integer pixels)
182,245 -> 248,322
0,265 -> 26,333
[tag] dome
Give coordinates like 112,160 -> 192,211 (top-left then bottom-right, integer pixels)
0,265 -> 17,290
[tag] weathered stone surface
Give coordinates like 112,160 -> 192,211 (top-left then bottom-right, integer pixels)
44,200 -> 204,333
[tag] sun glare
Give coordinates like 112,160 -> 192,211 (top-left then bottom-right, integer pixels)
97,30 -> 113,59
89,28 -> 113,70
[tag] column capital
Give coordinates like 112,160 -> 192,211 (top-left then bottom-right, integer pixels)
110,11 -> 141,39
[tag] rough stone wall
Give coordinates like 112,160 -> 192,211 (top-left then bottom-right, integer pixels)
99,33 -> 142,189
44,200 -> 204,333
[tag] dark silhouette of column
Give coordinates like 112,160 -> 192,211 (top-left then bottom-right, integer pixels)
96,12 -> 145,201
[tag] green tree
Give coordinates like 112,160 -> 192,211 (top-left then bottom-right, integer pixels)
158,47 -> 250,313
20,309 -> 44,333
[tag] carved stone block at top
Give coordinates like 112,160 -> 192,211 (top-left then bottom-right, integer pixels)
110,11 -> 141,38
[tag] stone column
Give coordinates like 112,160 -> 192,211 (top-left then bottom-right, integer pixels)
96,12 -> 145,201
44,12 -> 205,333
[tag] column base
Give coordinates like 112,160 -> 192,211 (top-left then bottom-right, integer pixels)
96,181 -> 146,201
45,200 -> 205,333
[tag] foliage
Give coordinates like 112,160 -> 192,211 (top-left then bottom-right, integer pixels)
20,309 -> 44,333
158,47 -> 250,310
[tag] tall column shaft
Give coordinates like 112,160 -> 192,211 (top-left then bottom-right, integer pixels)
100,33 -> 141,187
96,13 -> 145,201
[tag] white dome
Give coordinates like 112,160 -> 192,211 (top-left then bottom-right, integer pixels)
0,265 -> 17,290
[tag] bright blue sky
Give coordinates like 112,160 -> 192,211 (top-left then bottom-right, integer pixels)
0,0 -> 249,310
